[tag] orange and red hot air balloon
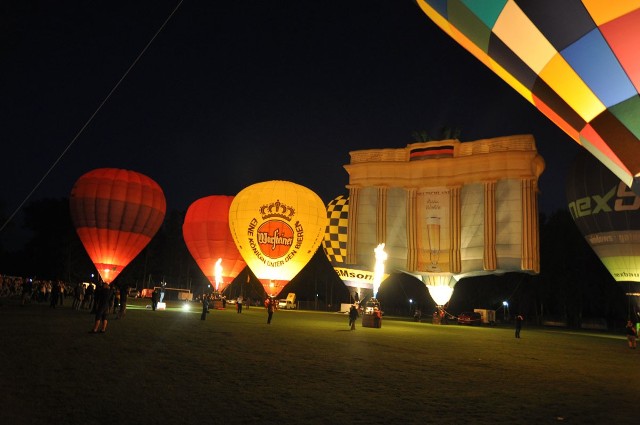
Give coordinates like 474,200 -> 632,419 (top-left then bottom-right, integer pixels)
182,195 -> 246,293
69,168 -> 166,284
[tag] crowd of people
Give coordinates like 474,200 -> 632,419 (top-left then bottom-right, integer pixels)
1,275 -> 73,306
0,274 -> 129,318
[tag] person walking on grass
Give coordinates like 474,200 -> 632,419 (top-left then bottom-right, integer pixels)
515,314 -> 523,338
626,320 -> 637,349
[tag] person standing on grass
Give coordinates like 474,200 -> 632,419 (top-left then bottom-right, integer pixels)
237,295 -> 243,313
265,297 -> 275,324
151,288 -> 159,311
625,320 -> 637,349
117,284 -> 128,319
201,294 -> 209,320
515,314 -> 523,338
349,304 -> 359,330
90,283 -> 112,334
373,306 -> 382,328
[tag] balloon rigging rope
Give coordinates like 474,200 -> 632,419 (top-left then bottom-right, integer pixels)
0,0 -> 184,234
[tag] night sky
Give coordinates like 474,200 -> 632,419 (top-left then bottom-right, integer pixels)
1,0 -> 582,249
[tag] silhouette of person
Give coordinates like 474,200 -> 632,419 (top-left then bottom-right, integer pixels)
90,283 -> 112,333
201,294 -> 209,320
349,304 -> 359,330
265,297 -> 275,324
515,314 -> 523,338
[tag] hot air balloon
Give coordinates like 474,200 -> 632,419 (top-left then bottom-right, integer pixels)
228,180 -> 327,298
415,1 -> 640,195
344,136 -> 542,307
182,195 -> 246,294
69,168 -> 166,284
322,195 -> 388,301
566,149 -> 640,302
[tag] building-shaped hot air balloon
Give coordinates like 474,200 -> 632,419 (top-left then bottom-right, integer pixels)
182,195 -> 246,294
229,180 -> 327,298
344,135 -> 543,306
69,168 -> 166,284
415,1 -> 640,195
566,149 -> 640,304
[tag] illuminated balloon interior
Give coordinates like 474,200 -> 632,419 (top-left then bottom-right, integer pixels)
69,168 -> 166,284
182,195 -> 246,294
228,180 -> 327,297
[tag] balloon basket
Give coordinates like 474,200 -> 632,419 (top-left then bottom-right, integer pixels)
362,299 -> 382,328
361,314 -> 381,328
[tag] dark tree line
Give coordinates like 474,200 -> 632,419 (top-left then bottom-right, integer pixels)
0,199 -> 631,326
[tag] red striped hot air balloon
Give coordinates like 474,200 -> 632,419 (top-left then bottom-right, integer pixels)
69,168 -> 166,284
182,195 -> 246,294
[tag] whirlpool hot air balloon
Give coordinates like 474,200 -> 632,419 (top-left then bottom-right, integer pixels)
69,168 -> 166,284
566,149 -> 640,301
228,180 -> 327,298
182,195 -> 246,294
415,1 -> 640,194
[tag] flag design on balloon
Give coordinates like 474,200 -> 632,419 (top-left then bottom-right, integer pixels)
69,168 -> 166,284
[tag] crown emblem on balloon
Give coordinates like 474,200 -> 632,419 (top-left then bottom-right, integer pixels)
259,200 -> 296,221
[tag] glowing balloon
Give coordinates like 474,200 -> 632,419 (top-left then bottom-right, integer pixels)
566,149 -> 640,297
228,180 -> 327,297
322,195 -> 387,299
424,274 -> 457,307
415,1 -> 640,193
69,168 -> 166,284
345,136 -> 542,307
182,195 -> 246,293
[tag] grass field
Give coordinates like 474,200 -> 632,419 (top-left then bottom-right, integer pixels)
0,297 -> 637,425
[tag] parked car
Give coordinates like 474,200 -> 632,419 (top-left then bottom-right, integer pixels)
457,311 -> 482,325
278,293 -> 297,309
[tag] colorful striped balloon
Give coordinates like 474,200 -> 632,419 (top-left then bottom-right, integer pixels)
415,0 -> 640,192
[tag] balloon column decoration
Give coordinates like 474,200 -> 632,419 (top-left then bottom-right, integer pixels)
415,1 -> 640,193
69,168 -> 166,284
228,180 -> 327,298
182,195 -> 246,294
566,149 -> 640,300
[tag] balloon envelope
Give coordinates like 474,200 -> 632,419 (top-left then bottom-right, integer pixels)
182,195 -> 246,293
566,149 -> 640,295
323,195 -> 377,292
229,180 -> 327,297
415,1 -> 640,192
69,168 -> 166,284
